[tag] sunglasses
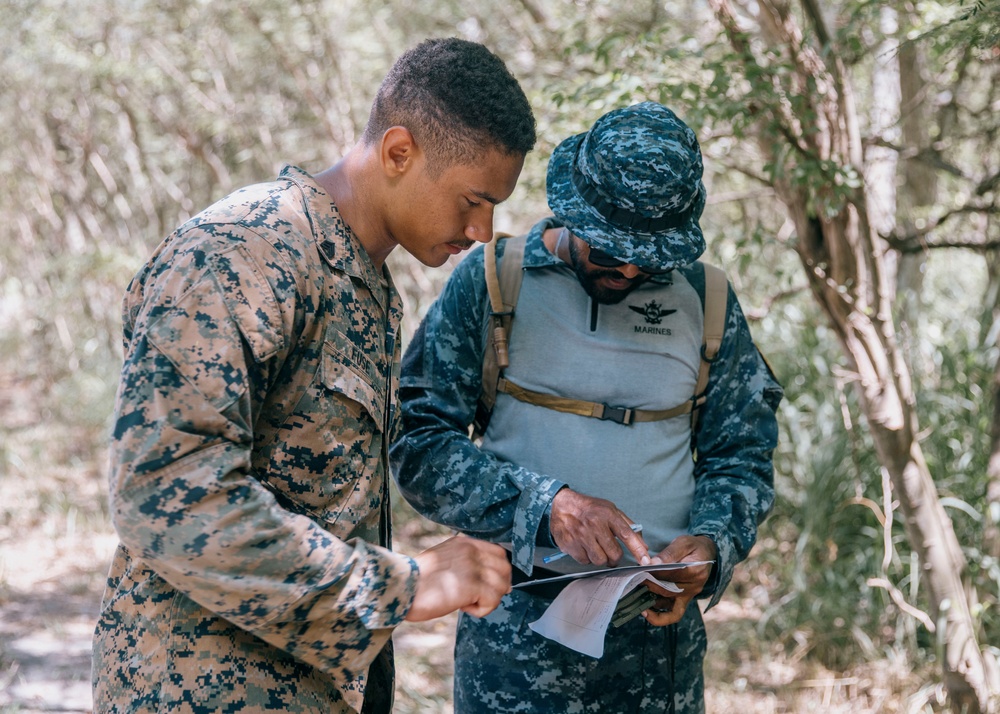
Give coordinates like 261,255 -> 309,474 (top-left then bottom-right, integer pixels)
587,247 -> 672,275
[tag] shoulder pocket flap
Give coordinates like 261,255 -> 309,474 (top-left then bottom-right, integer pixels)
145,281 -> 246,411
208,244 -> 284,362
322,336 -> 386,428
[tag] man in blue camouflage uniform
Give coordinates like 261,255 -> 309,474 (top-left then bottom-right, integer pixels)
92,38 -> 536,714
390,102 -> 782,713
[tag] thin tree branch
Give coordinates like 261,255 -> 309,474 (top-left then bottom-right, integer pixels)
514,0 -> 549,27
976,170 -> 1000,196
888,237 -> 1000,254
744,285 -> 808,321
867,577 -> 936,632
867,138 -> 969,179
799,0 -> 831,49
883,200 -> 1000,250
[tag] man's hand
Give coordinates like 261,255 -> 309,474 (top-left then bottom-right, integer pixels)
549,488 -> 650,567
641,534 -> 717,627
405,535 -> 512,621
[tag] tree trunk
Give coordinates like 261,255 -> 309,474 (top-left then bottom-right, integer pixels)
791,174 -> 999,714
985,259 -> 1000,561
895,4 -> 938,368
708,0 -> 999,709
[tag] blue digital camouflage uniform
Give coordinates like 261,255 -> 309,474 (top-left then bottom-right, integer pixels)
92,165 -> 417,714
390,220 -> 782,713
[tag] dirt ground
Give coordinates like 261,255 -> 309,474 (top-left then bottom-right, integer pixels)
0,530 -> 116,713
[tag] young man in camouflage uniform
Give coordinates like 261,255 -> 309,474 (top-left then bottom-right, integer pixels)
390,102 -> 783,713
92,38 -> 536,714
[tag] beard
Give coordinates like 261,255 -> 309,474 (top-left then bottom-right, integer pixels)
568,239 -> 647,304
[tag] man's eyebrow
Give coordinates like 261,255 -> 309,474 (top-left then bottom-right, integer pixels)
472,189 -> 503,205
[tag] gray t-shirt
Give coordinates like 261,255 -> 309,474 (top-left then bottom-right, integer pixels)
481,261 -> 703,553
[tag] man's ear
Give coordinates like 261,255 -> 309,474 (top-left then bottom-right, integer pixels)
380,126 -> 420,177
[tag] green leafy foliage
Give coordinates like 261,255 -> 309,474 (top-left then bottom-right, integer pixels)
550,0 -> 999,678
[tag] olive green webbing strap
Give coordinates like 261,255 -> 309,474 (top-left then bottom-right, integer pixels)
480,234 -> 525,415
691,263 -> 728,433
496,376 -> 695,425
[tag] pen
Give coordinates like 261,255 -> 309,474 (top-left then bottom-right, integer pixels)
542,523 -> 643,564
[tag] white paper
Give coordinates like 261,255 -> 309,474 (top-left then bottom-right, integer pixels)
527,572 -> 682,658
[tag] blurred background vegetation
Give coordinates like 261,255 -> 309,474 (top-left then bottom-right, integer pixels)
1,0 -> 999,711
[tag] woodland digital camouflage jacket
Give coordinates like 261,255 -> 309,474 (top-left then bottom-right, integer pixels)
93,166 -> 416,714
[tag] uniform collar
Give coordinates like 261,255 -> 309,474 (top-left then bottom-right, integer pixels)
521,217 -> 565,268
279,165 -> 398,316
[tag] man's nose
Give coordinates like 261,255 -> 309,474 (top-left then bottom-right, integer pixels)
616,264 -> 643,279
465,212 -> 494,244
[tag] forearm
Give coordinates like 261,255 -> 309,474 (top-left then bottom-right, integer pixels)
113,441 -> 418,633
391,404 -> 564,572
687,468 -> 773,605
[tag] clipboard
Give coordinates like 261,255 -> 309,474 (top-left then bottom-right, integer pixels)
503,543 -> 712,596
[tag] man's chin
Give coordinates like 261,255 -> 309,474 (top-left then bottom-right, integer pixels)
575,267 -> 646,304
424,255 -> 450,268
584,278 -> 642,304
407,247 -> 450,268
591,288 -> 635,305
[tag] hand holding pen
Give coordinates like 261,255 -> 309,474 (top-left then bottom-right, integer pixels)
547,488 -> 652,567
544,522 -> 645,564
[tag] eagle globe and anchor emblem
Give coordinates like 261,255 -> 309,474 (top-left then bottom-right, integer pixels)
629,300 -> 676,325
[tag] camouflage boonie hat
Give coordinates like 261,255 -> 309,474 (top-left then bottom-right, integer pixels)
546,101 -> 707,271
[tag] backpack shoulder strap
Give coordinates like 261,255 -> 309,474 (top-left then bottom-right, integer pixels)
691,262 -> 728,433
474,233 -> 526,438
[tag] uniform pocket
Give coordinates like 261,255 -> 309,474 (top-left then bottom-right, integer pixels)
321,328 -> 386,429
207,244 -> 284,362
252,324 -> 388,535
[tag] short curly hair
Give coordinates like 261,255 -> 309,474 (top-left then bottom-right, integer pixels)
362,38 -> 536,170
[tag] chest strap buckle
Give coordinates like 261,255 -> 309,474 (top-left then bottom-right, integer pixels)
599,405 -> 635,425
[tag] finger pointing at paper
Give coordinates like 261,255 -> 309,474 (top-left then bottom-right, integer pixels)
549,488 -> 652,566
